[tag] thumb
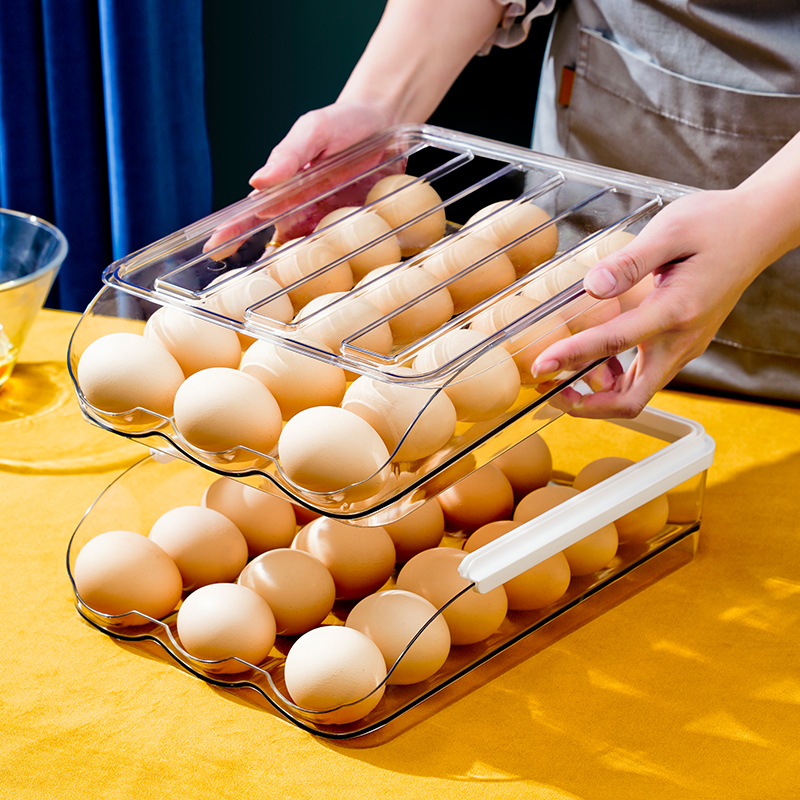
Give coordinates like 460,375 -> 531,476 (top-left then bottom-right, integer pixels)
582,219 -> 685,300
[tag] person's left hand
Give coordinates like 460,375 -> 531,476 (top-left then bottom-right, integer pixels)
531,186 -> 770,418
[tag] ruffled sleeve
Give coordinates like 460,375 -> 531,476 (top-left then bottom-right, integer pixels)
478,0 -> 556,55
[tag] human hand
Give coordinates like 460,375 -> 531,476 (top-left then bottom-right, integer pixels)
203,100 -> 395,256
532,187 -> 771,418
249,99 -> 394,190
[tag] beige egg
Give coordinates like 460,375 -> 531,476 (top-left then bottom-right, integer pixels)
238,548 -> 335,635
148,505 -> 248,590
513,484 -> 580,523
413,328 -> 521,422
422,234 -> 516,314
362,266 -> 454,345
77,332 -> 184,420
315,206 -> 402,281
283,625 -> 387,724
581,230 -> 637,264
240,336 -> 346,420
278,406 -> 390,501
573,456 -> 669,544
464,520 -> 572,610
176,582 -> 276,674
342,372 -> 457,462
366,174 -> 447,257
202,477 -> 297,558
294,292 -> 393,358
72,530 -> 183,626
562,524 -> 619,576
522,257 -> 592,303
436,463 -> 515,533
492,433 -> 553,501
292,517 -> 396,600
268,236 -> 353,310
469,294 -> 571,384
396,547 -> 507,645
382,499 -> 445,563
144,306 -> 242,376
207,267 -> 294,345
172,367 -> 282,459
346,590 -> 451,685
466,201 -> 558,274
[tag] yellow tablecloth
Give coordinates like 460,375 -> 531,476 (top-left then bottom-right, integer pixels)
2,309 -> 799,800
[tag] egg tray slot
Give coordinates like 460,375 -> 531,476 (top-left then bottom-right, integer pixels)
66,408 -> 714,744
67,124 -> 695,523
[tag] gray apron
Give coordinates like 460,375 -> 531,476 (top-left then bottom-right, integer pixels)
531,0 -> 800,404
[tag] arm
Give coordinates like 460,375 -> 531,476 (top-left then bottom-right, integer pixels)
531,130 -> 800,419
249,0 -> 505,189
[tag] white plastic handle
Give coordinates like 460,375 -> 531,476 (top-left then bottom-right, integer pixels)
458,406 -> 715,593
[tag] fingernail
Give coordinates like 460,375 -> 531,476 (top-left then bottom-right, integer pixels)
584,267 -> 616,298
533,359 -> 560,379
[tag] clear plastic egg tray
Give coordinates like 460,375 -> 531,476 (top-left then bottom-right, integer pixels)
67,124 -> 696,526
67,406 -> 714,744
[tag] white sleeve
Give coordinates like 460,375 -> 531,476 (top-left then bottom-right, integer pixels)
478,1 -> 556,55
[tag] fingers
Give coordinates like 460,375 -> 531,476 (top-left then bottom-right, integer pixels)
582,207 -> 694,300
250,111 -> 332,190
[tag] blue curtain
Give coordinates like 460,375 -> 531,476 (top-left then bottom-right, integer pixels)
0,0 -> 212,312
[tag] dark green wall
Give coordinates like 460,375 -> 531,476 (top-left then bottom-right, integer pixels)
203,1 -> 551,210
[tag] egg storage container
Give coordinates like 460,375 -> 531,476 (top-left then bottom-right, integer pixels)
67,404 -> 714,743
67,124 -> 696,526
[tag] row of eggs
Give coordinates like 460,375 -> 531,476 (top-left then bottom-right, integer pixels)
76,224 -> 638,503
73,431 -> 672,724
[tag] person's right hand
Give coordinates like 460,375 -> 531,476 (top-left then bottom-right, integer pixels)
249,99 -> 395,191
203,99 -> 394,255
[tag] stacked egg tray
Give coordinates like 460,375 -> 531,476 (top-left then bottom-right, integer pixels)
66,124 -> 715,741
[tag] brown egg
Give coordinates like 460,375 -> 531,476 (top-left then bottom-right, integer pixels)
278,406 -> 390,501
362,266 -> 454,345
176,582 -> 276,674
238,548 -> 335,635
365,174 -> 446,256
573,456 -> 669,544
342,372 -> 457,462
466,201 -> 558,274
469,294 -> 571,384
172,367 -> 282,458
315,206 -> 402,281
346,590 -> 451,685
144,306 -> 242,376
283,625 -> 387,724
436,463 -> 515,533
73,530 -> 183,626
464,520 -> 572,610
382,498 -> 445,563
268,236 -> 353,311
562,524 -> 619,576
412,328 -> 521,422
422,234 -> 516,314
396,547 -> 507,645
148,505 -> 249,590
513,484 -> 579,523
512,485 -> 619,576
294,292 -> 393,358
202,477 -> 297,558
77,332 -> 184,420
240,336 -> 347,420
492,433 -> 553,501
292,517 -> 396,600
